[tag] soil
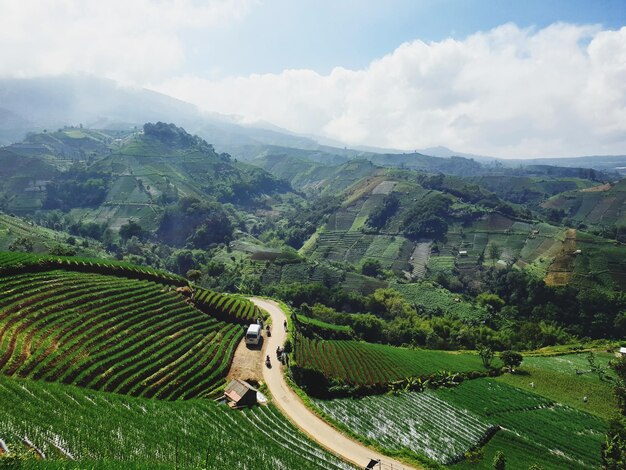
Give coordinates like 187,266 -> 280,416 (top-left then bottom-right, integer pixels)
226,337 -> 264,383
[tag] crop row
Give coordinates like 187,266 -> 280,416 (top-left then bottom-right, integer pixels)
314,391 -> 495,464
192,287 -> 259,324
294,334 -> 485,386
0,375 -> 356,469
0,250 -> 186,286
0,270 -> 241,399
436,379 -> 606,469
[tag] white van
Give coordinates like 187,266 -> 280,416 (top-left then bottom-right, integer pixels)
245,324 -> 262,345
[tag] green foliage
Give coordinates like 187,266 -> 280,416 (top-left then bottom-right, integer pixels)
8,237 -> 34,253
119,220 -> 146,241
43,166 -> 109,211
360,258 -> 382,277
158,197 -> 233,248
603,356 -> 626,468
500,350 -> 523,371
492,450 -> 505,470
478,345 -> 495,368
366,192 -> 399,229
402,193 -> 452,240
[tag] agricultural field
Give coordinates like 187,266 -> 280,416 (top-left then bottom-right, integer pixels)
294,336 -> 488,385
311,377 -> 606,469
0,250 -> 185,285
542,178 -> 626,229
495,351 -> 618,420
0,375 -> 355,470
0,269 -> 242,399
193,288 -> 261,324
0,213 -> 106,257
313,392 -> 495,465
440,379 -> 607,469
391,281 -> 489,324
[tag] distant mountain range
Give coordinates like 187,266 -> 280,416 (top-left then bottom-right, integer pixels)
1,75 -> 625,173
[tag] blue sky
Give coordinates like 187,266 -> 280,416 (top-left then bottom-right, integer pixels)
188,0 -> 626,76
1,0 -> 625,156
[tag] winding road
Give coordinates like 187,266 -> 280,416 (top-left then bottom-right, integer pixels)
250,297 -> 418,470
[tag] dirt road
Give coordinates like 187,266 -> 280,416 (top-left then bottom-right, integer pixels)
250,297 -> 418,470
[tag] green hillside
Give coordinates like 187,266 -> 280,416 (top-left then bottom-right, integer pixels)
0,255 -> 255,399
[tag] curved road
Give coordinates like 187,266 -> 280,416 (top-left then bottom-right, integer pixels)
251,297 -> 418,470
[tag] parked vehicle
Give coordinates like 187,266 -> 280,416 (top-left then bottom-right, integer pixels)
245,324 -> 262,345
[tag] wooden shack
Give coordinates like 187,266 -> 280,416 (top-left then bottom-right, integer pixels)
224,379 -> 257,408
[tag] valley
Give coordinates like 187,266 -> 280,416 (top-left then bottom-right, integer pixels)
0,121 -> 624,469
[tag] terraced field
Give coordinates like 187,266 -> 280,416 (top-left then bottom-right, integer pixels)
0,270 -> 242,399
441,380 -> 607,469
314,392 -> 495,465
193,288 -> 260,324
294,335 -> 486,385
0,375 -> 355,469
0,250 -> 185,285
312,378 -> 606,469
392,281 -> 489,323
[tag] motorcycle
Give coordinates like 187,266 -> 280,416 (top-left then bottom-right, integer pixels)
265,355 -> 271,368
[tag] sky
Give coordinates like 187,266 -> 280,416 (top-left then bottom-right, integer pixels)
1,0 -> 625,157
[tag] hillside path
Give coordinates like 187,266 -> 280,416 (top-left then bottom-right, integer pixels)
250,297 -> 419,470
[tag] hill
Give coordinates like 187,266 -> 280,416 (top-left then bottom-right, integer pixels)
0,252 -> 262,399
0,123 -> 295,249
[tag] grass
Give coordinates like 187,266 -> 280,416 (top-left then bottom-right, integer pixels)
495,352 -> 618,420
0,375 -> 355,470
295,314 -> 353,333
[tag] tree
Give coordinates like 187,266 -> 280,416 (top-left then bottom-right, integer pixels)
478,345 -> 495,368
119,220 -> 145,242
488,242 -> 502,266
500,350 -> 523,372
492,450 -> 506,470
602,356 -> 626,469
8,237 -> 34,252
361,259 -> 382,277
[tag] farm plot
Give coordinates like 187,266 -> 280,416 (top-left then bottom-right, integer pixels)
294,336 -> 486,385
0,270 -> 241,399
313,392 -> 496,464
391,282 -> 489,324
427,255 -> 455,274
0,375 -> 356,470
0,250 -> 185,285
193,288 -> 260,324
408,242 -> 431,279
495,352 -> 617,420
341,272 -> 387,294
350,194 -> 385,231
437,379 -> 606,469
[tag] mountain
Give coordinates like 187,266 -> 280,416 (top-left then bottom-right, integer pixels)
0,76 -> 327,152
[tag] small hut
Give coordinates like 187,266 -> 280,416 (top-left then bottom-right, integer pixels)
619,347 -> 626,357
458,250 -> 468,257
223,379 -> 257,408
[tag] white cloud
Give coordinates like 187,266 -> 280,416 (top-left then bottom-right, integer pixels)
0,0 -> 256,83
155,23 -> 626,157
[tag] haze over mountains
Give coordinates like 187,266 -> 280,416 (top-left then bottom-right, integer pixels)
1,75 -> 625,174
